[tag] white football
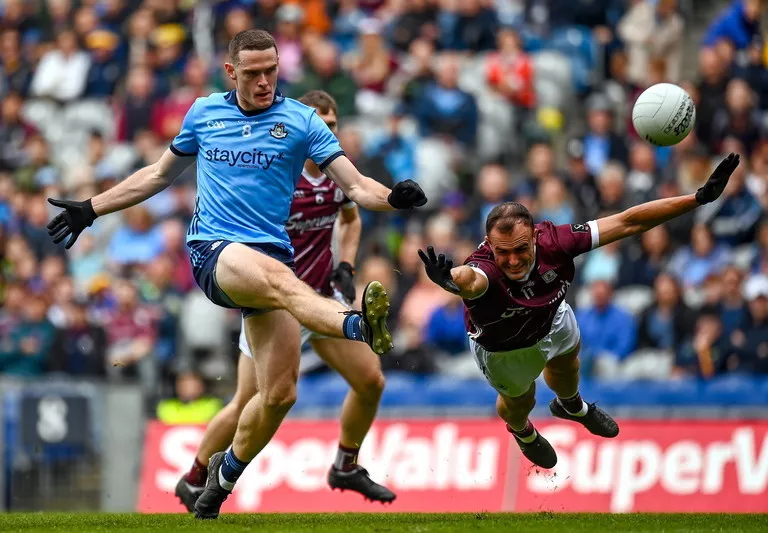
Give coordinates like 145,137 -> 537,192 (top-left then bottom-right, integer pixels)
632,83 -> 696,147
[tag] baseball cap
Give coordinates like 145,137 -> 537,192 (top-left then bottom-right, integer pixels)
586,93 -> 612,113
85,29 -> 120,51
151,24 -> 186,48
566,138 -> 585,160
744,274 -> 768,301
276,4 -> 304,23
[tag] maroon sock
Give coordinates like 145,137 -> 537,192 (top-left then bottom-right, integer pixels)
506,420 -> 535,440
185,457 -> 208,487
333,444 -> 360,471
558,391 -> 586,415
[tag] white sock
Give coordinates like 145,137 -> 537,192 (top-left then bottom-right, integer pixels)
218,467 -> 235,491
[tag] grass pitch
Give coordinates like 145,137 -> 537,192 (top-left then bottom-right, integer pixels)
0,513 -> 766,533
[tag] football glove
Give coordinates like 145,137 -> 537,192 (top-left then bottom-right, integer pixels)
387,179 -> 427,209
695,153 -> 740,205
330,261 -> 356,303
418,246 -> 460,294
47,198 -> 98,249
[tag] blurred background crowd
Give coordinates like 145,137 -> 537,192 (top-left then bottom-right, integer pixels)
1,0 -> 767,416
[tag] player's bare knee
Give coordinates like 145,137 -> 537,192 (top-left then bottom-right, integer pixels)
262,384 -> 297,415
354,371 -> 385,403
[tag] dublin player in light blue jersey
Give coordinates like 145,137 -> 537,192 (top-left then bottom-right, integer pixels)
47,29 -> 427,519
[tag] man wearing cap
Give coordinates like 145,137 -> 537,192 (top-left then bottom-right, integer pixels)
84,29 -> 122,97
724,274 -> 768,373
563,137 -> 600,221
274,4 -> 305,85
581,92 -> 629,176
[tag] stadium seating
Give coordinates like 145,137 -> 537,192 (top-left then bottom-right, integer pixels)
293,373 -> 768,412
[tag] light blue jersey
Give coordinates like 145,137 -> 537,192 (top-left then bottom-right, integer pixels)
171,90 -> 344,254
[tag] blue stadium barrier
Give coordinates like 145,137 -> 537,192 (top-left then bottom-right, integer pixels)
703,374 -> 762,406
379,373 -> 426,408
422,375 -> 496,407
294,373 -> 768,411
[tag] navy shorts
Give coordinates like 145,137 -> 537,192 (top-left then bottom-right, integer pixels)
188,240 -> 295,318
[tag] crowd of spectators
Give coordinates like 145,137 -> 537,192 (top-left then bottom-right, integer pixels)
0,0 -> 766,411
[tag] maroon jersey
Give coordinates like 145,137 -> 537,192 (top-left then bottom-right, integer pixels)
285,169 -> 354,294
463,221 -> 597,351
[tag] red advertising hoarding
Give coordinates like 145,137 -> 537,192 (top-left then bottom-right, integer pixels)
138,419 -> 768,513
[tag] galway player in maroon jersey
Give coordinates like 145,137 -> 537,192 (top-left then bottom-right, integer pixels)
175,91 -> 395,510
419,154 -> 740,468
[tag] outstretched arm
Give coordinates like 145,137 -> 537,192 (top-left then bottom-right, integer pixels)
449,265 -> 489,300
48,149 -> 195,248
92,149 -> 194,216
594,153 -> 740,247
324,156 -> 426,211
418,246 -> 489,299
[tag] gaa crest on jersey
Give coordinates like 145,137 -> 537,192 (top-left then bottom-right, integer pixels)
542,269 -> 557,283
571,223 -> 589,233
270,122 -> 288,139
334,187 -> 345,203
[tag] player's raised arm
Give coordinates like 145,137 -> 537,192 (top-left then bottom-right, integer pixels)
47,148 -> 195,249
418,246 -> 489,299
324,156 -> 427,211
592,153 -> 740,247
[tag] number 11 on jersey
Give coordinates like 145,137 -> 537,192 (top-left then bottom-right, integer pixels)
522,287 -> 534,299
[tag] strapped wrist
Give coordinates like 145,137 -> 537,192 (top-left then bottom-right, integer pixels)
85,198 -> 98,222
338,261 -> 355,275
387,190 -> 399,209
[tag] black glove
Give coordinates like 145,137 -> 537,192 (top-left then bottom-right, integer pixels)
695,153 -> 740,205
388,179 -> 427,209
418,246 -> 460,294
46,198 -> 98,249
330,261 -> 356,303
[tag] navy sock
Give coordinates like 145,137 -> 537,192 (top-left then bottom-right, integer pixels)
218,448 -> 249,490
342,314 -> 365,342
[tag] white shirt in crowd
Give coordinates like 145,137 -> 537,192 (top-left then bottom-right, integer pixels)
31,49 -> 91,102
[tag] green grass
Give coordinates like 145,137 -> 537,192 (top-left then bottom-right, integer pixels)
0,513 -> 767,533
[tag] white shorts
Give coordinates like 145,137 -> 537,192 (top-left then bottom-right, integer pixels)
238,290 -> 350,358
470,301 -> 581,397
